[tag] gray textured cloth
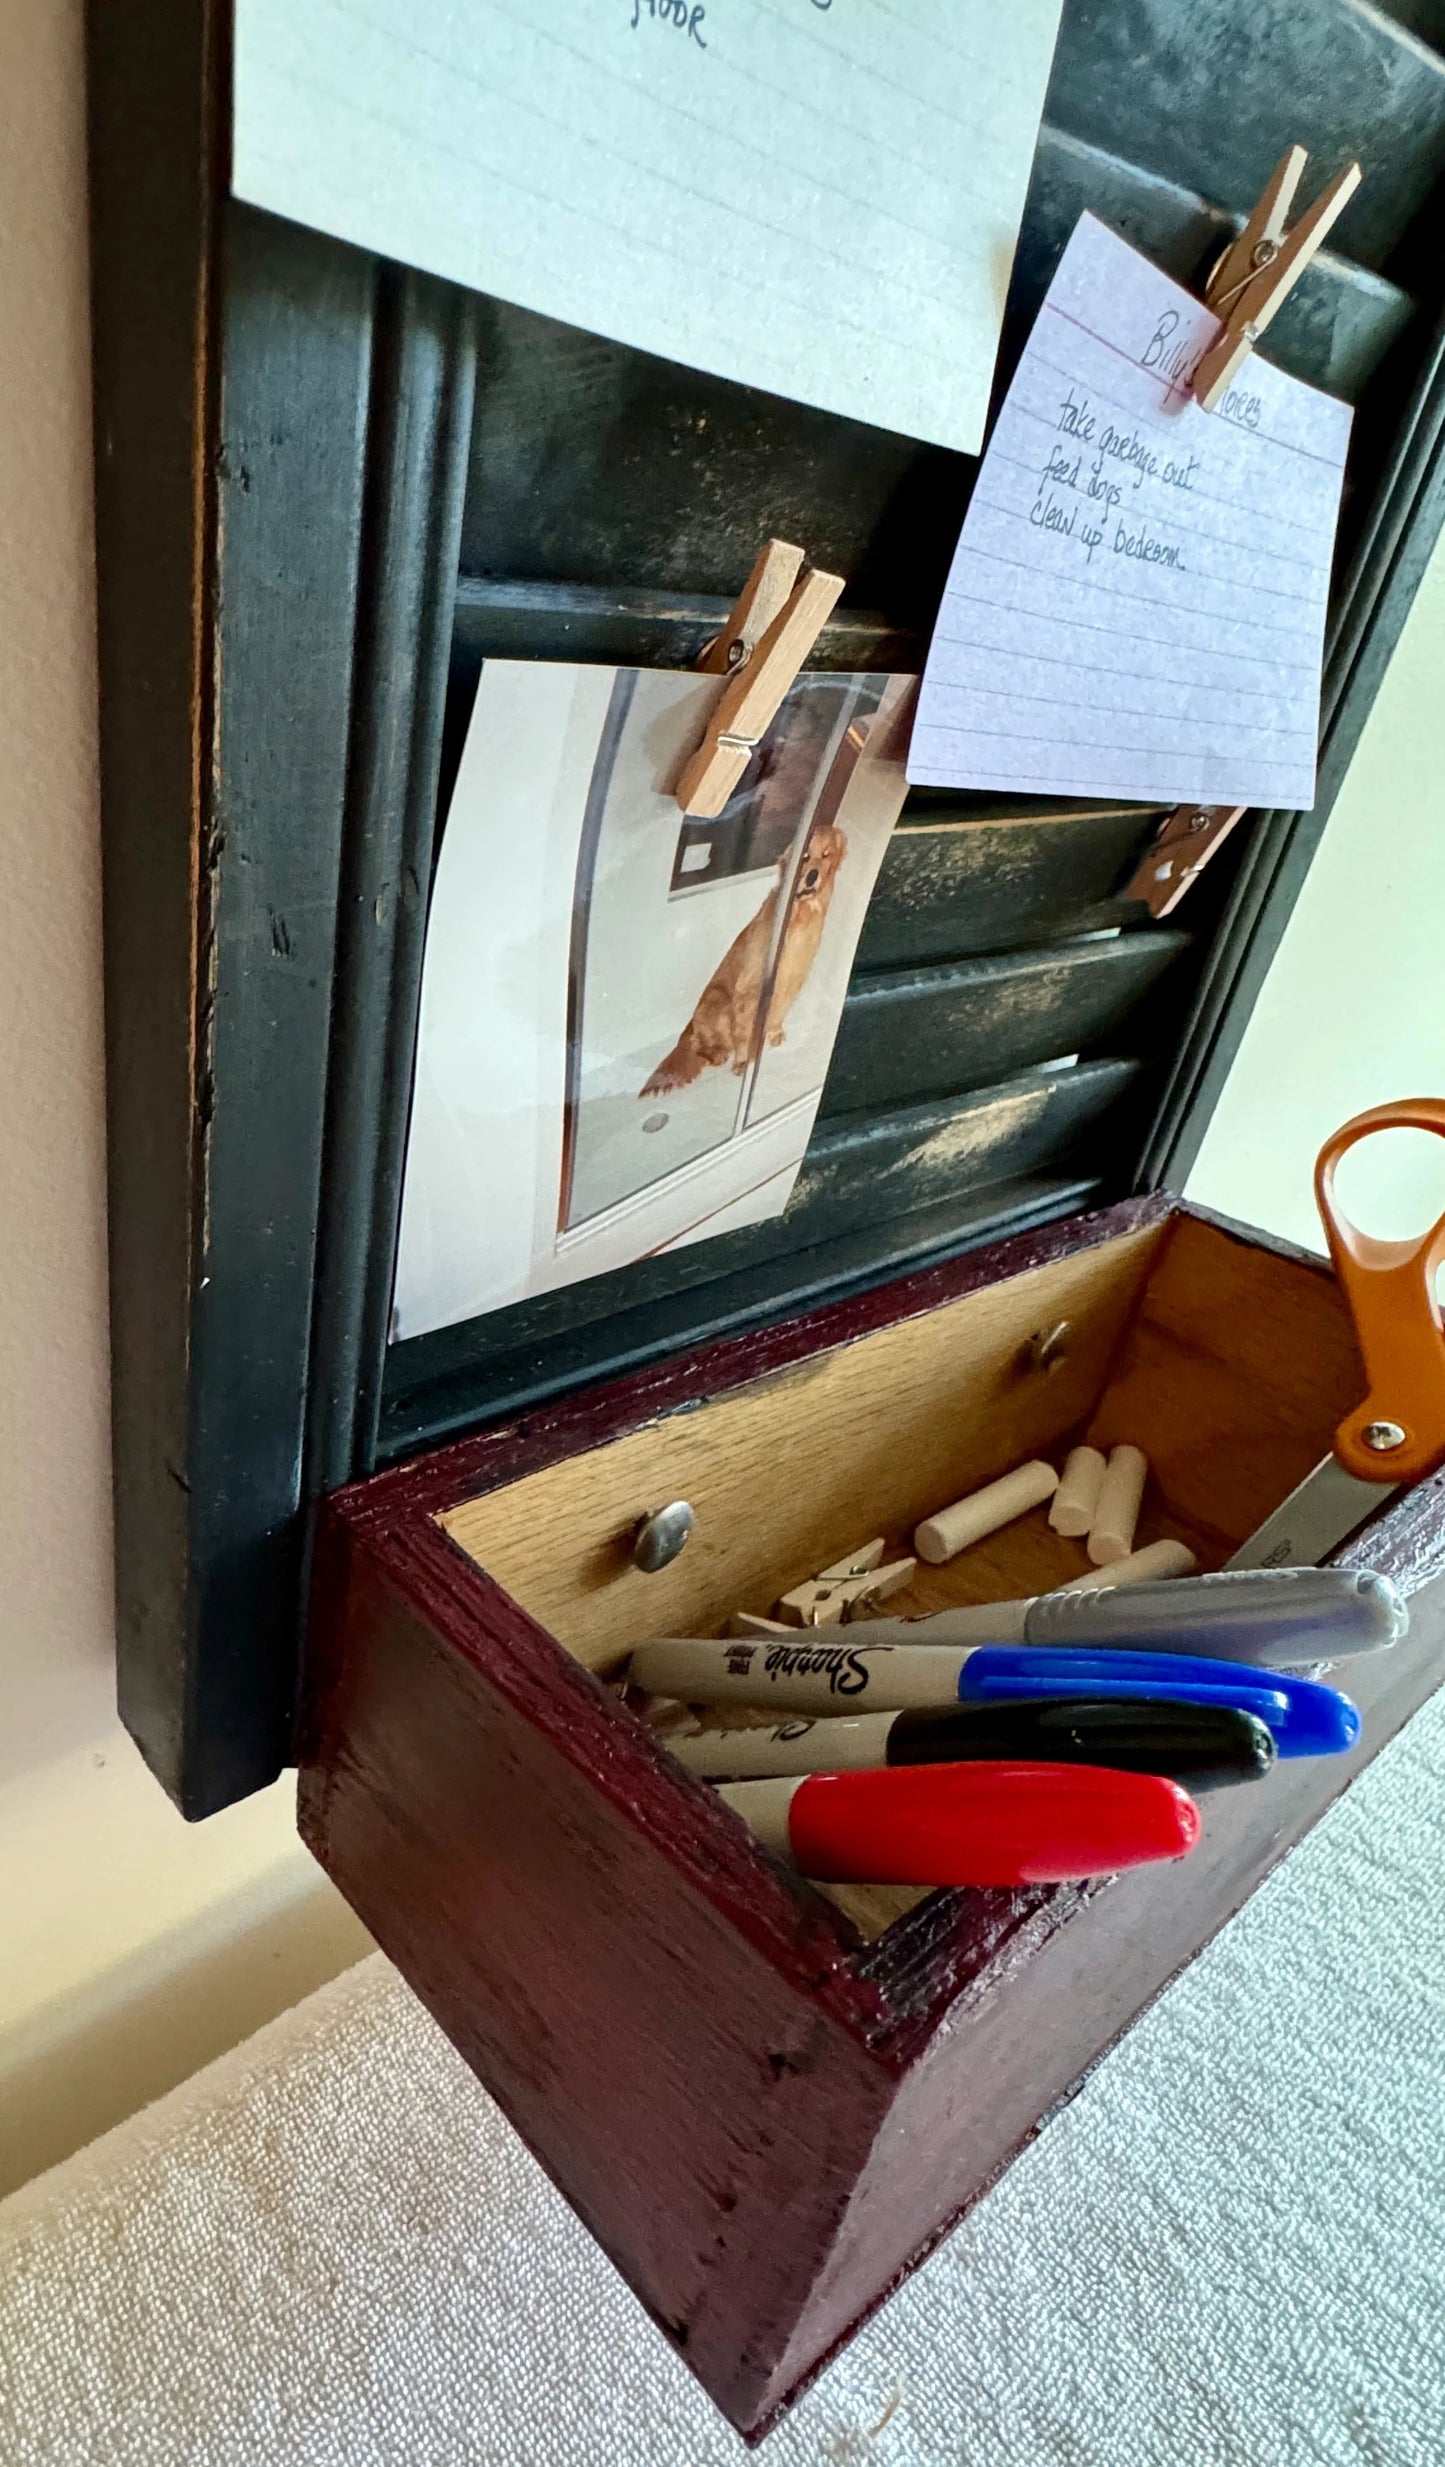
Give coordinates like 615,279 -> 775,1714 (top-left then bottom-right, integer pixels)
2,1687 -> 1443,2466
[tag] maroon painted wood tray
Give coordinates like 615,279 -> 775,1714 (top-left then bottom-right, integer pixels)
299,1195 -> 1445,2438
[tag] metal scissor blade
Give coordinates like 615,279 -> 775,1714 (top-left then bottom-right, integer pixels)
1227,1455 -> 1398,1570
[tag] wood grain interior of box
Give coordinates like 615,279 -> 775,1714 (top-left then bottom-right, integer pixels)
435,1214 -> 1367,1938
439,1215 -> 1362,1652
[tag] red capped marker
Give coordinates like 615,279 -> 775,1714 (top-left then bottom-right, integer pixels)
718,1761 -> 1200,1887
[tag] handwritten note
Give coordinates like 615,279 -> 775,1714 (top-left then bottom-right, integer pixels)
907,214 -> 1352,809
231,0 -> 1065,456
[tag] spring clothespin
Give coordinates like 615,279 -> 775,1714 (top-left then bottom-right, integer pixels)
776,1540 -> 917,1627
676,538 -> 844,817
1192,145 -> 1362,413
1125,802 -> 1248,917
695,537 -> 804,676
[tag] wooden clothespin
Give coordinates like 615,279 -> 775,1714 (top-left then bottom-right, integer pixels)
1125,802 -> 1248,917
676,542 -> 844,818
776,1540 -> 917,1627
1193,146 -> 1361,412
696,537 -> 804,676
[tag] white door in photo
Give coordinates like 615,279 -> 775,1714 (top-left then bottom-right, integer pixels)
392,661 -> 912,1341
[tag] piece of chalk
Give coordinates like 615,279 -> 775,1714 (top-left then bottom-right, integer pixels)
1088,1445 -> 1148,1565
1049,1446 -> 1107,1538
914,1459 -> 1058,1565
1054,1537 -> 1197,1592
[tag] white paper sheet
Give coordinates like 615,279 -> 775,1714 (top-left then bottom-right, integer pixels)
231,0 -> 1065,458
907,214 -> 1353,809
392,661 -> 912,1341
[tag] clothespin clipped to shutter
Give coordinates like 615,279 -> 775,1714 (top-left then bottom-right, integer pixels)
676,541 -> 845,817
1192,145 -> 1361,412
695,537 -> 805,675
1125,802 -> 1248,917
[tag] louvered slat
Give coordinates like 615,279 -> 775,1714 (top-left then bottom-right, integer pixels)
1044,0 -> 1445,273
858,802 -> 1167,969
822,935 -> 1191,1118
379,1060 -> 1139,1455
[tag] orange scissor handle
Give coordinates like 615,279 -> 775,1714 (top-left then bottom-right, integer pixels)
1315,1099 -> 1445,1484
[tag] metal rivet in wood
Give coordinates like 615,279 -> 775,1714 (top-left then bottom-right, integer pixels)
1026,1318 -> 1073,1375
632,1500 -> 696,1573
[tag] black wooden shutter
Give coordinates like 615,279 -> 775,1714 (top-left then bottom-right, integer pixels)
87,0 -> 1445,1810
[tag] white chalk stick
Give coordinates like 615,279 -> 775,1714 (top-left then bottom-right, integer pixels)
1049,1445 -> 1107,1538
1054,1537 -> 1196,1593
1087,1445 -> 1148,1565
914,1459 -> 1058,1566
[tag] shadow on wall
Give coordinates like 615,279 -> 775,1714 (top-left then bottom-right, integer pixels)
0,1821 -> 372,2201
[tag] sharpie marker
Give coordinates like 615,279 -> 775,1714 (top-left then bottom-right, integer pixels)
719,1761 -> 1201,1887
673,1698 -> 1277,1791
629,1636 -> 1358,1757
798,1567 -> 1406,1666
960,1650 -> 1358,1759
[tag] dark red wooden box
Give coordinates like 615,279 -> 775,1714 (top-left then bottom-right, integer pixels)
300,1193 -> 1445,2439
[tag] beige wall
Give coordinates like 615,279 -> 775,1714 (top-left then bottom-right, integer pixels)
0,0 -> 370,2202
1189,532 -> 1445,1246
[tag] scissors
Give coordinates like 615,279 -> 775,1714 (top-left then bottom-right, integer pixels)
1229,1099 -> 1445,1569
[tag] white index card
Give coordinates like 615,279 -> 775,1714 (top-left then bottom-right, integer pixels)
907,214 -> 1353,810
231,0 -> 1066,458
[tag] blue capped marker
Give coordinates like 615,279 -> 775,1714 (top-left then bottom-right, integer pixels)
631,1635 -> 1361,1759
958,1648 -> 1360,1760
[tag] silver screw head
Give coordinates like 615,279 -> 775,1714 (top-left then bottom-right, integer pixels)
1362,1420 -> 1407,1454
632,1500 -> 696,1573
1027,1319 -> 1073,1375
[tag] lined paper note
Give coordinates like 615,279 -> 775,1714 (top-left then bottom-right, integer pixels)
907,214 -> 1353,808
231,0 -> 1065,457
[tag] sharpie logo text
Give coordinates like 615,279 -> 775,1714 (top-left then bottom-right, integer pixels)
763,1643 -> 881,1696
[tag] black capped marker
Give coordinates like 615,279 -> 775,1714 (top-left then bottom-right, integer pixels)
672,1697 -> 1277,1792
